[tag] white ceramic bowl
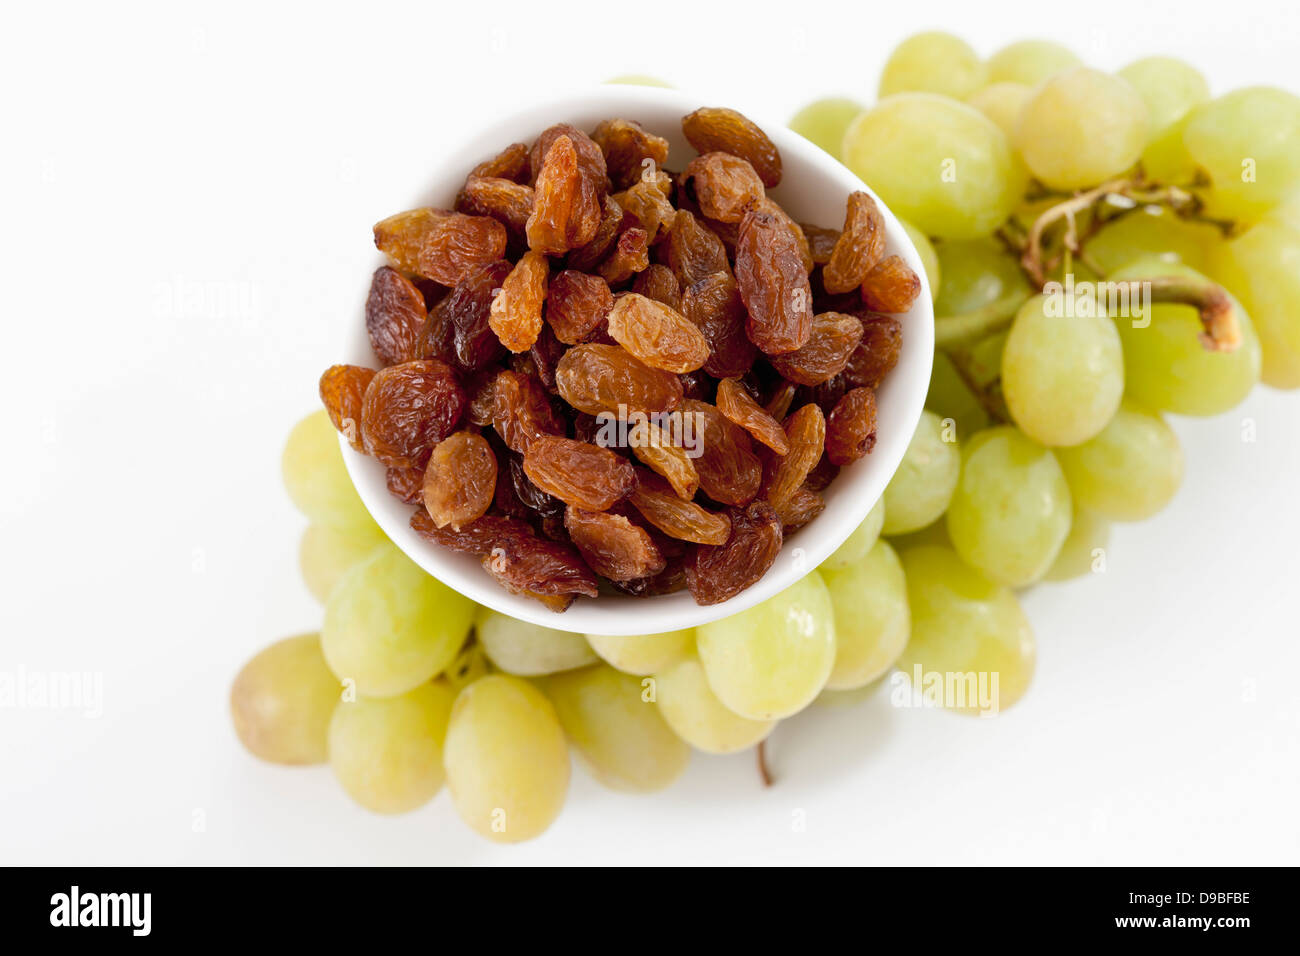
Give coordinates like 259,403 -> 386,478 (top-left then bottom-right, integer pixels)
342,85 -> 933,636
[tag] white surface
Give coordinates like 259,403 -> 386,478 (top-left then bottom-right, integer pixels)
342,84 -> 933,635
1,0 -> 1298,865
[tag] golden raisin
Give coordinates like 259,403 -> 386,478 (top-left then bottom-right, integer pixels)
823,191 -> 886,294
564,506 -> 665,581
684,399 -> 762,506
680,271 -> 757,378
682,107 -> 783,188
628,419 -> 700,500
365,267 -> 427,367
844,313 -> 903,389
527,135 -> 603,254
685,500 -> 783,605
763,403 -> 825,511
825,387 -> 878,466
628,470 -> 731,545
591,118 -> 670,191
768,311 -> 864,386
682,152 -> 765,224
319,364 -> 376,452
860,255 -> 921,313
631,264 -> 682,311
715,377 -> 789,454
489,249 -> 549,352
606,293 -> 709,373
555,344 -> 684,416
597,227 -> 650,285
423,431 -> 498,530
523,437 -> 636,511
735,208 -> 813,355
546,270 -> 613,344
360,359 -> 466,468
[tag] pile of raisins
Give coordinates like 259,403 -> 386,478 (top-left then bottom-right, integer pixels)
320,108 -> 915,610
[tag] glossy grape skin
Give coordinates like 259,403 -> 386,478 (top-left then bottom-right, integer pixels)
1118,56 -> 1208,182
897,546 -> 1035,715
1211,219 -> 1300,388
282,410 -> 374,532
788,97 -> 865,158
986,39 -> 1081,87
1014,67 -> 1148,191
1109,258 -> 1261,416
821,540 -> 910,690
230,633 -> 341,765
322,542 -> 475,697
544,664 -> 690,793
1183,87 -> 1300,221
899,219 -> 940,294
821,498 -> 885,572
1055,402 -> 1184,521
842,93 -> 1025,239
1044,507 -> 1111,582
1086,208 -> 1217,275
299,522 -> 387,604
653,657 -> 774,754
925,351 -> 989,440
966,82 -> 1032,139
476,607 -> 597,676
946,427 -> 1072,588
584,629 -> 694,676
328,682 -> 455,814
443,675 -> 570,843
933,239 -> 1028,317
881,410 -> 961,535
695,572 -> 837,721
1002,293 -> 1124,447
878,31 -> 987,101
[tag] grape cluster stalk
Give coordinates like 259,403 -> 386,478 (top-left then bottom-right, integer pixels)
235,36 -> 1300,844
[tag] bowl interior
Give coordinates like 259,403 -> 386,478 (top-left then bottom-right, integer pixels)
342,85 -> 933,635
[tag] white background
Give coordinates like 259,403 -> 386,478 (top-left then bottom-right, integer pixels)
2,0 -> 1298,865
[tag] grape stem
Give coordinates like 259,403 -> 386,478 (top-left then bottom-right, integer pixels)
756,740 -> 773,787
934,289 -> 1032,348
946,347 -> 1011,424
1115,276 -> 1242,351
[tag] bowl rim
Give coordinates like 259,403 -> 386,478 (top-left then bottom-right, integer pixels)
340,84 -> 934,636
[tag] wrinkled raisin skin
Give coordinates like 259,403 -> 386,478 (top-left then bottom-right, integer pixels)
629,471 -> 731,545
768,311 -> 864,386
523,437 -> 636,512
555,344 -> 683,416
423,431 -> 497,530
680,271 -> 757,379
631,264 -> 681,311
823,191 -> 886,295
715,377 -> 789,455
684,399 -> 762,507
591,118 -> 670,191
682,152 -> 765,224
320,364 -> 376,452
735,209 -> 813,355
564,506 -> 665,581
489,249 -> 549,353
491,369 -> 563,454
440,259 -> 512,373
681,107 -> 783,188
386,464 -> 425,504
763,403 -> 826,511
860,255 -> 921,313
685,500 -> 783,605
365,267 -> 427,367
825,387 -> 878,466
359,359 -> 465,468
845,313 -> 903,389
606,293 -> 709,374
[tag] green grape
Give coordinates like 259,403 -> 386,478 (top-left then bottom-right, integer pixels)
1087,208 -> 1217,275
299,521 -> 387,604
584,629 -> 694,676
1044,507 -> 1111,582
1014,67 -> 1148,191
878,31 -> 987,101
881,410 -> 961,535
282,410 -> 374,532
925,350 -> 990,439
899,218 -> 941,294
821,540 -> 910,690
946,426 -> 1072,587
230,633 -> 341,765
820,497 -> 885,572
897,547 -> 1035,715
887,515 -> 953,553
933,239 -> 1028,317
1183,87 -> 1300,221
986,39 -> 1081,86
605,74 -> 672,87
1210,218 -> 1300,388
653,657 -> 774,754
443,675 -> 569,843
476,607 -> 597,676
1118,56 -> 1208,182
966,82 -> 1032,139
1002,292 -> 1124,447
695,572 -> 836,720
322,542 -> 475,697
1109,257 -> 1261,415
788,97 -> 865,158
842,93 -> 1025,239
544,664 -> 690,793
1055,401 -> 1184,521
328,681 -> 455,814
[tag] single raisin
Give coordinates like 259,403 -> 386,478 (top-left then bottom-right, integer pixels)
682,152 -> 765,224
523,436 -> 636,511
319,363 -> 376,452
662,210 -> 730,288
775,485 -> 825,531
555,343 -> 683,416
458,177 -> 534,239
757,198 -> 814,273
481,535 -> 600,601
768,311 -> 864,386
365,267 -> 427,366
685,500 -> 783,605
527,135 -> 602,254
597,227 -> 650,285
373,208 -> 445,275
735,209 -> 813,355
631,263 -> 681,311
510,456 -> 562,516
442,259 -> 512,373
423,431 -> 497,530
545,270 -> 613,344
844,313 -> 903,389
564,506 -> 665,581
491,369 -> 563,453
823,191 -> 886,294
683,398 -> 762,506
715,377 -> 789,454
360,359 -> 465,468
489,249 -> 549,352
802,223 -> 840,266
470,142 -> 531,182
682,107 -> 782,187
386,464 -> 425,504
629,470 -> 731,545
825,387 -> 878,466
464,370 -> 498,426
529,124 -> 609,195
680,271 -> 757,378
763,403 -> 825,511
612,175 -> 676,242
407,212 -> 508,287
860,255 -> 921,313
628,419 -> 700,500
590,118 -> 670,191
606,293 -> 709,373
